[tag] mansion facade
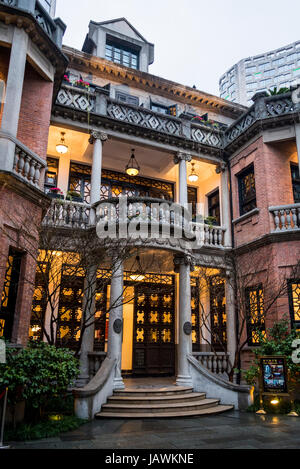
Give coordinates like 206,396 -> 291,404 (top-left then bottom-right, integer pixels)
0,0 -> 299,417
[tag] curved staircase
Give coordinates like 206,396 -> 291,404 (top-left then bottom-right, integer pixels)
95,386 -> 233,418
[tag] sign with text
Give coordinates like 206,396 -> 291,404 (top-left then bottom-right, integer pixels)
260,356 -> 288,395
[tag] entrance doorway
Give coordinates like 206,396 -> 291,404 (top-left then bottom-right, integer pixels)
132,274 -> 175,376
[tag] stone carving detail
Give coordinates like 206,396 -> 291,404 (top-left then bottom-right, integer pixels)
107,101 -> 182,136
215,162 -> 227,174
183,322 -> 192,335
113,319 -> 123,334
89,131 -> 108,144
191,125 -> 223,148
174,152 -> 192,164
0,0 -> 16,5
265,98 -> 295,117
225,109 -> 256,145
57,86 -> 95,112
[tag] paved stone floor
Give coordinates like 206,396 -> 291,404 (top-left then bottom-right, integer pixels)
10,411 -> 300,449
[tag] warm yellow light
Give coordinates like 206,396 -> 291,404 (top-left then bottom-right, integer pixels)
130,274 -> 145,281
188,173 -> 199,182
56,132 -> 68,154
271,398 -> 279,406
126,167 -> 139,177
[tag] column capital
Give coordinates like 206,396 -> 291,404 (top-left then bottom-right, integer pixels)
174,151 -> 192,165
174,254 -> 195,272
89,130 -> 108,145
215,161 -> 227,174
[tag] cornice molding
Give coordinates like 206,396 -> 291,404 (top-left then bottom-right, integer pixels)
62,46 -> 246,118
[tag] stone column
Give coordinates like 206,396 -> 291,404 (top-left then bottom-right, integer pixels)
217,162 -> 232,248
295,123 -> 300,175
107,257 -> 125,390
174,254 -> 194,388
174,152 -> 192,205
77,263 -> 98,387
225,271 -> 237,370
89,131 -> 108,205
0,27 -> 28,172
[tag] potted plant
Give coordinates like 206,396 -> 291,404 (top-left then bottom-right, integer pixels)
66,190 -> 83,203
204,216 -> 218,227
48,188 -> 64,200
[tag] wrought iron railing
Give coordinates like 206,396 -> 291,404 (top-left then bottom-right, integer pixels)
269,203 -> 300,232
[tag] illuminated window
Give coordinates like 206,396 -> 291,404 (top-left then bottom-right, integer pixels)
288,280 -> 300,328
245,285 -> 266,346
238,164 -> 257,216
291,163 -> 300,203
0,248 -> 23,341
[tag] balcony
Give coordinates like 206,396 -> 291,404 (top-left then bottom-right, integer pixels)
0,0 -> 65,48
55,84 -> 224,151
42,197 -> 228,251
269,203 -> 300,232
54,84 -> 300,154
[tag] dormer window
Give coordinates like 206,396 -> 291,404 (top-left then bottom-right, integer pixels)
105,38 -> 139,70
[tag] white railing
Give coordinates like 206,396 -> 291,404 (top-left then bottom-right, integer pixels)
269,203 -> 300,232
43,199 -> 91,229
192,352 -> 230,379
13,143 -> 46,189
191,222 -> 226,248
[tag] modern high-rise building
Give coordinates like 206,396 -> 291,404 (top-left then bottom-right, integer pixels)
219,40 -> 300,106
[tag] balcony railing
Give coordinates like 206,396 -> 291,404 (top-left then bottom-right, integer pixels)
0,0 -> 64,47
13,142 -> 46,189
55,84 -> 224,149
192,351 -> 230,379
43,199 -> 91,229
191,222 -> 226,249
55,84 -> 300,151
269,203 -> 300,232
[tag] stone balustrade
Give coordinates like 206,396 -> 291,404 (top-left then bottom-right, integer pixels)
43,199 -> 91,229
13,142 -> 46,189
96,196 -> 189,232
88,351 -> 107,380
192,351 -> 230,379
191,222 -> 226,248
269,203 -> 300,232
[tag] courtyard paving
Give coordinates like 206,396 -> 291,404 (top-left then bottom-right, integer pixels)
10,411 -> 300,449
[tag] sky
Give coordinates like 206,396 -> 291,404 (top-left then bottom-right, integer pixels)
56,0 -> 300,97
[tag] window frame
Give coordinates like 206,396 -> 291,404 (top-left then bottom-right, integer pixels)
291,162 -> 300,203
237,163 -> 257,216
105,38 -> 140,70
288,279 -> 300,329
245,284 -> 266,347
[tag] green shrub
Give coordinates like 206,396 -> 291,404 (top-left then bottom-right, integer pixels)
0,342 -> 79,416
243,318 -> 300,386
5,415 -> 86,442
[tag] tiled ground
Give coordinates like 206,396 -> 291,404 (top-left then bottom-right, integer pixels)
10,411 -> 300,449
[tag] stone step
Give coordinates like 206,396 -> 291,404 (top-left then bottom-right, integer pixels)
113,386 -> 193,397
96,405 -> 234,419
107,392 -> 206,405
101,398 -> 220,414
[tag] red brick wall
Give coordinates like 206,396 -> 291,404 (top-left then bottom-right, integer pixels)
0,46 -> 10,128
230,136 -> 298,248
0,184 -> 43,345
17,62 -> 54,160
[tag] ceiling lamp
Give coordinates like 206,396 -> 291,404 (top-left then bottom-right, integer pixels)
56,131 -> 68,154
125,149 -> 140,177
129,256 -> 145,281
188,162 -> 199,182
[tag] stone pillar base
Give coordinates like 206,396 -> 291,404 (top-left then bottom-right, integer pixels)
113,377 -> 125,390
176,375 -> 193,388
